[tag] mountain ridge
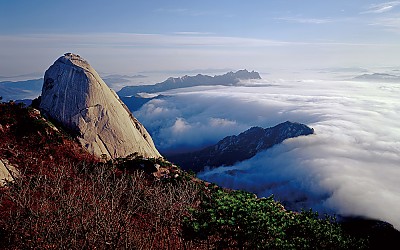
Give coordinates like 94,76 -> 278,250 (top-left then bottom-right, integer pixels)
352,73 -> 400,82
169,121 -> 314,172
118,69 -> 261,97
0,78 -> 43,102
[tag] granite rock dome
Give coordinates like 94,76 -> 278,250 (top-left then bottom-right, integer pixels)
39,53 -> 161,159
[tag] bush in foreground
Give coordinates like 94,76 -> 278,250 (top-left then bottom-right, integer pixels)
183,189 -> 366,249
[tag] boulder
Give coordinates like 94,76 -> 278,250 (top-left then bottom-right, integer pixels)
39,53 -> 161,159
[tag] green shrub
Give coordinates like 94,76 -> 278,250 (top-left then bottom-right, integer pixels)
183,189 -> 366,249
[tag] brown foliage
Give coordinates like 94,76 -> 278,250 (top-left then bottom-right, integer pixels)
0,161 -> 202,249
0,102 -> 98,175
0,102 -> 204,249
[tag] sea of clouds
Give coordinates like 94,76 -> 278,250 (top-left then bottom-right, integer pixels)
134,78 -> 400,229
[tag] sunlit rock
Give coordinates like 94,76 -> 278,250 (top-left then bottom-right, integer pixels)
39,53 -> 161,159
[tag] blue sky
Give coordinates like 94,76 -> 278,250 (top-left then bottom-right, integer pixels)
1,0 -> 400,78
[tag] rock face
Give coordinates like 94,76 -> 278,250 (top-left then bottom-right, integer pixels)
39,53 -> 161,159
169,121 -> 314,172
0,159 -> 19,187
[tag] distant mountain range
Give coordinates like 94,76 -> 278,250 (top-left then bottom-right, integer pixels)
101,74 -> 148,91
0,78 -> 43,102
352,73 -> 400,82
117,69 -> 261,97
120,94 -> 165,112
168,121 -> 314,172
118,69 -> 261,111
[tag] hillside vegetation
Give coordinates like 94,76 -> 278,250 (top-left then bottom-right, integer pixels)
0,101 -> 367,249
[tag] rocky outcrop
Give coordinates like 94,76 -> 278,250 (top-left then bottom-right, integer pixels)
169,121 -> 314,172
0,159 -> 19,187
39,53 -> 161,159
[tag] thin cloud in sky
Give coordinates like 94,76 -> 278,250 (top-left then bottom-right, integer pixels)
0,33 -> 294,51
173,32 -> 215,36
1,33 -> 390,50
361,1 -> 400,14
369,16 -> 400,32
154,8 -> 214,17
1,32 -> 400,77
276,17 -> 333,24
154,8 -> 189,13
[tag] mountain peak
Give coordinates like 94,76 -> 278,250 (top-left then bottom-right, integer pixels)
39,53 -> 161,159
168,121 -> 314,172
57,53 -> 91,69
227,69 -> 261,80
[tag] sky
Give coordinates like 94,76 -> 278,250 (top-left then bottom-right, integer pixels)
1,0 -> 400,80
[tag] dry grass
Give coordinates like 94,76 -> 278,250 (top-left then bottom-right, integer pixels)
0,102 -> 203,249
0,161 -> 203,249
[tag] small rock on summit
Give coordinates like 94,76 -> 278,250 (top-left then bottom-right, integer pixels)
39,53 -> 161,159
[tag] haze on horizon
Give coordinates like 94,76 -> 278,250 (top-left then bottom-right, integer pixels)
1,0 -> 400,81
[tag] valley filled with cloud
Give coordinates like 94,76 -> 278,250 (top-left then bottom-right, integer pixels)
135,76 -> 400,229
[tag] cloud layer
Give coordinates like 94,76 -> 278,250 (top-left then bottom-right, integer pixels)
362,1 -> 400,14
135,78 -> 400,229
